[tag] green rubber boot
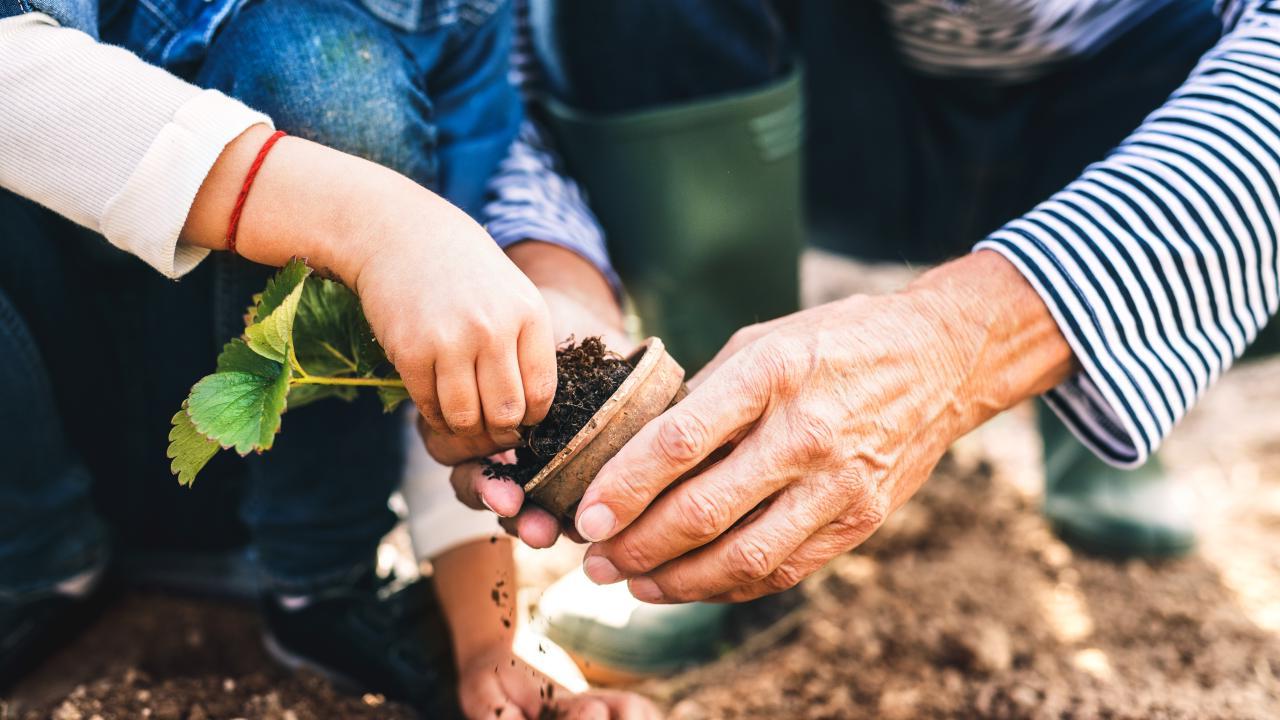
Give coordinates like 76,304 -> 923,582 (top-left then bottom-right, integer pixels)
541,69 -> 805,369
533,569 -> 727,684
1039,403 -> 1196,558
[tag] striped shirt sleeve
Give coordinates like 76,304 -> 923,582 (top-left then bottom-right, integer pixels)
976,0 -> 1280,467
481,0 -> 620,294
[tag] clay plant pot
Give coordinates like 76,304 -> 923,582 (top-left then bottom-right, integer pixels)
524,337 -> 687,520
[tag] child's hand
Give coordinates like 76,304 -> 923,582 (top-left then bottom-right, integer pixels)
457,645 -> 660,720
183,128 -> 558,444
421,242 -> 628,547
351,199 -> 557,444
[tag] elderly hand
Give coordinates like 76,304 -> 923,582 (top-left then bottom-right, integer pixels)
573,251 -> 1075,603
423,241 -> 629,547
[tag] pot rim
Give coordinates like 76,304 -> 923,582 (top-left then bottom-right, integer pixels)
522,337 -> 665,498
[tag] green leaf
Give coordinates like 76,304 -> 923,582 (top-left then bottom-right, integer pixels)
293,278 -> 386,378
215,337 -> 281,375
377,384 -> 411,413
245,259 -> 311,362
167,402 -> 221,487
188,339 -> 292,455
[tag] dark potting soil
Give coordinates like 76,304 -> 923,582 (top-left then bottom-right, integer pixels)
483,337 -> 633,486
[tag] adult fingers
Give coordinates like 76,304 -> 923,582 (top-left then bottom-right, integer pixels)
476,339 -> 527,446
709,505 -> 887,603
574,357 -> 770,543
625,478 -> 842,603
581,437 -> 787,582
517,309 -> 557,427
436,354 -> 484,436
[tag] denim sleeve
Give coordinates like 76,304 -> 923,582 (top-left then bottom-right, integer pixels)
0,0 -> 97,35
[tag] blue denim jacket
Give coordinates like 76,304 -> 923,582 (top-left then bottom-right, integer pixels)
0,0 -> 502,68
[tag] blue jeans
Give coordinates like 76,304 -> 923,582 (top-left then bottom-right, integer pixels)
0,0 -> 518,598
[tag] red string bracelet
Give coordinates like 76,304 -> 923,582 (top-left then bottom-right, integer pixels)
225,129 -> 287,255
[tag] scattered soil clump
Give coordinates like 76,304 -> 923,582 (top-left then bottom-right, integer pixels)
484,337 -> 632,486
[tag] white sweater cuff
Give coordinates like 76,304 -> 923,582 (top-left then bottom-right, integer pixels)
0,14 -> 271,279
102,91 -> 272,279
399,413 -> 502,561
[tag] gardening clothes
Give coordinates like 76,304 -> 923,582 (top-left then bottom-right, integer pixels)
547,0 -> 1280,469
530,0 -> 804,369
0,0 -> 529,598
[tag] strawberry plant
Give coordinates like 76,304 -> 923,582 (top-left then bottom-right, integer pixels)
168,259 -> 409,485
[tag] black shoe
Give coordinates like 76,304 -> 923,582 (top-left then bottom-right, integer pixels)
260,574 -> 462,718
0,569 -> 109,693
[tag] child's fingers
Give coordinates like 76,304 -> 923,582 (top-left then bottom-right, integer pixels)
478,473 -> 526,517
405,363 -> 451,435
555,697 -> 610,720
422,421 -> 506,466
436,355 -> 484,436
516,312 -> 557,427
449,463 -> 522,516
460,671 -> 526,720
588,690 -> 663,719
477,341 -> 528,445
514,506 -> 561,549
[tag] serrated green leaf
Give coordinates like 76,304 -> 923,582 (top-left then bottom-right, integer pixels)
216,337 -> 282,375
167,402 -> 220,487
377,384 -> 411,413
245,259 -> 311,362
255,259 -> 311,319
294,278 -> 387,378
187,353 -> 291,455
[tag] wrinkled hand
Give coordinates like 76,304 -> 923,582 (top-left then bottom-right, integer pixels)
457,645 -> 659,720
424,242 -> 629,548
572,252 -> 1073,602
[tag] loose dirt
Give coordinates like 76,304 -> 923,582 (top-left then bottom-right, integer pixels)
2,592 -> 414,719
484,337 -> 633,486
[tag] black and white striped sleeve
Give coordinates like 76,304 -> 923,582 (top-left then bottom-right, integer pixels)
976,1 -> 1280,467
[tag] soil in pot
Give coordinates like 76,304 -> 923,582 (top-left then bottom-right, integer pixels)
483,336 -> 633,486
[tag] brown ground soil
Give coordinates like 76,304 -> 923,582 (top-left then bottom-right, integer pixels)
1,592 -> 414,719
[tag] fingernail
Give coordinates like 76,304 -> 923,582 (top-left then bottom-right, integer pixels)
628,576 -> 664,603
576,504 -> 616,542
480,495 -> 497,514
582,555 -> 621,585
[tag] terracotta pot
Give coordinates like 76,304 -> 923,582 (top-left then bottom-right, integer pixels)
524,337 -> 687,520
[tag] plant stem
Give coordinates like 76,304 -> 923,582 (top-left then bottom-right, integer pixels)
291,375 -> 405,389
